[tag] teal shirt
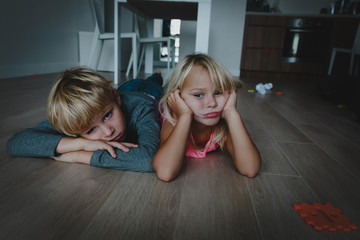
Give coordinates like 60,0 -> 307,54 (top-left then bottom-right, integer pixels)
6,92 -> 160,172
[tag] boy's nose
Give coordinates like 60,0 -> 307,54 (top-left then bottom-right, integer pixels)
101,125 -> 114,136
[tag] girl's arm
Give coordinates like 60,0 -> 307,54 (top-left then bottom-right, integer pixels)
152,90 -> 193,182
223,90 -> 261,177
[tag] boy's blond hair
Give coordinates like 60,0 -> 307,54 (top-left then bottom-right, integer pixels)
47,67 -> 116,137
160,53 -> 242,149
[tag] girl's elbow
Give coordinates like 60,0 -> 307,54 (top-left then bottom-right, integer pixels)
244,169 -> 259,178
157,172 -> 176,182
152,162 -> 178,182
236,160 -> 261,178
154,168 -> 177,182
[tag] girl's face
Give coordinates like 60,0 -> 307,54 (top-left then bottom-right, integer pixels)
181,65 -> 230,126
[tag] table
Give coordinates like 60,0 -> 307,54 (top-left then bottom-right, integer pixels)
113,0 -> 212,84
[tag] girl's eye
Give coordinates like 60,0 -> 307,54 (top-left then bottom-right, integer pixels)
194,93 -> 204,98
214,91 -> 221,96
104,111 -> 112,120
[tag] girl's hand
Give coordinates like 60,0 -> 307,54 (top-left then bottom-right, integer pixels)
222,89 -> 238,119
168,89 -> 193,118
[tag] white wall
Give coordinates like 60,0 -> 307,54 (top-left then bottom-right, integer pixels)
0,0 -> 133,79
208,0 -> 246,76
0,0 -> 92,79
179,20 -> 197,61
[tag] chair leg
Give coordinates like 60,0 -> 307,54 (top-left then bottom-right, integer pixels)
126,52 -> 133,77
171,40 -> 175,68
88,33 -> 100,69
328,48 -> 337,75
132,35 -> 138,78
138,46 -> 145,73
167,39 -> 171,71
349,51 -> 355,75
96,40 -> 104,70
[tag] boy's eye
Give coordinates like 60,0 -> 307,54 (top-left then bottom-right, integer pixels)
214,91 -> 221,96
104,111 -> 112,120
194,93 -> 204,98
87,127 -> 96,135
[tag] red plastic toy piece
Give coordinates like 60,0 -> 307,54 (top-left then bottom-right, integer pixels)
293,202 -> 357,232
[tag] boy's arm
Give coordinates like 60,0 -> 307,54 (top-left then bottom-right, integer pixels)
90,102 -> 160,172
6,120 -> 64,157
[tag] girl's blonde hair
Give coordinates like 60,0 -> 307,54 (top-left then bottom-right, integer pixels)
160,53 -> 242,149
47,67 -> 116,136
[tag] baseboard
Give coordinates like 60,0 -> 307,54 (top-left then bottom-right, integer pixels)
0,62 -> 79,80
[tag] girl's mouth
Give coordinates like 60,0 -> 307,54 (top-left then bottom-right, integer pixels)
203,112 -> 220,118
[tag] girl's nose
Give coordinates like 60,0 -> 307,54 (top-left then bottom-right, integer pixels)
206,95 -> 217,108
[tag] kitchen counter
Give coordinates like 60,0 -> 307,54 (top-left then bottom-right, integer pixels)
246,11 -> 360,19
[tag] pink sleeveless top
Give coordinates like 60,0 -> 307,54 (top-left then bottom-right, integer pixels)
186,131 -> 218,158
161,114 -> 218,158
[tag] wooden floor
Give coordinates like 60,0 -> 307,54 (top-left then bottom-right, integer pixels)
1,71 -> 359,240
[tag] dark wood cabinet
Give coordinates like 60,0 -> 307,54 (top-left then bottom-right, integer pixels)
241,14 -> 360,79
241,15 -> 286,73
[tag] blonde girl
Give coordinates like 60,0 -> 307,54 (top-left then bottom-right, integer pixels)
153,54 -> 261,181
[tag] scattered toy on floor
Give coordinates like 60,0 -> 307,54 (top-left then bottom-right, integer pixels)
293,202 -> 357,232
256,83 -> 273,95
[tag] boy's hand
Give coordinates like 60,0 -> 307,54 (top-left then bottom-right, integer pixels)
56,137 -> 138,159
83,140 -> 138,158
52,151 -> 92,164
168,89 -> 193,119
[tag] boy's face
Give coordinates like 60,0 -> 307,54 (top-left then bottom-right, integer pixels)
80,94 -> 126,142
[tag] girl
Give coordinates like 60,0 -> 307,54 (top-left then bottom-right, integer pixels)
153,54 -> 261,182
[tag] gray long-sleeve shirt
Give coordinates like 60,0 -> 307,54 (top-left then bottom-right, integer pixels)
6,92 -> 160,172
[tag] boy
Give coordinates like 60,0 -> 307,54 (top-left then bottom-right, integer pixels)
6,67 -> 163,172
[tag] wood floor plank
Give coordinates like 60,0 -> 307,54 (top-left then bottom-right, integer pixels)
250,129 -> 298,176
245,173 -> 351,240
173,152 -> 260,240
0,162 -> 122,240
295,124 -> 360,180
278,142 -> 360,239
304,112 -> 360,147
79,172 -> 184,240
241,91 -> 312,144
237,88 -> 265,133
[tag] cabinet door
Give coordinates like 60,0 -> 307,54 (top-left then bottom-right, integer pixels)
244,26 -> 285,48
242,48 -> 282,71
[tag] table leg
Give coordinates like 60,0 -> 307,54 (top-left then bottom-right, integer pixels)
114,0 -> 127,85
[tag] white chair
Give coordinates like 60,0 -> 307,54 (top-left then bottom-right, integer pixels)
135,15 -> 175,73
88,0 -> 138,77
328,23 -> 360,76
